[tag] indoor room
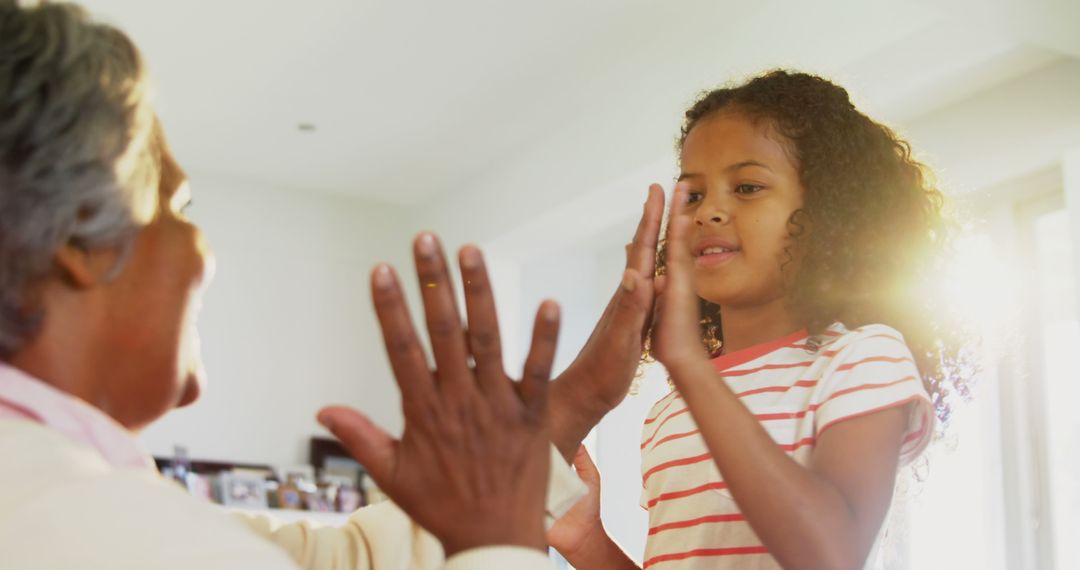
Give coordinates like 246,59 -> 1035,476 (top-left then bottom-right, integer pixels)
2,1 -> 1078,569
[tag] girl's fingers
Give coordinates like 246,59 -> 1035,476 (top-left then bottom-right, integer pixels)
654,183 -> 711,365
654,274 -> 668,296
665,184 -> 701,314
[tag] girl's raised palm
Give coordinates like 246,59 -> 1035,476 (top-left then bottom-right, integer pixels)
652,183 -> 713,371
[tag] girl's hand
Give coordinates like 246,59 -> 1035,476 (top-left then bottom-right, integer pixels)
546,445 -> 603,558
652,183 -> 712,372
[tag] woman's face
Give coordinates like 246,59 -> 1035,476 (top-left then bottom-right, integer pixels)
98,130 -> 215,431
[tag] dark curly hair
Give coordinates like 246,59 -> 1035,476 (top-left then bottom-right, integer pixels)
644,70 -> 975,427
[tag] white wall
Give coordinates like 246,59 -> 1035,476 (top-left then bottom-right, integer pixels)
140,173 -> 412,468
901,58 -> 1080,195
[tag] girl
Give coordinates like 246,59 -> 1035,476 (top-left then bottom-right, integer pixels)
548,70 -> 971,569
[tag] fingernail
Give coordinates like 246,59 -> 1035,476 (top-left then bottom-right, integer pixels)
542,302 -> 559,322
621,269 -> 636,292
317,413 -> 335,432
373,265 -> 394,289
416,233 -> 438,258
461,246 -> 481,269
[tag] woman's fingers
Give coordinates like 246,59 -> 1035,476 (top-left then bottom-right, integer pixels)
572,184 -> 663,362
627,184 -> 665,275
356,234 -> 554,554
413,233 -> 473,394
519,300 -> 561,418
601,183 -> 664,336
370,264 -> 436,407
317,406 -> 397,486
571,445 -> 601,489
458,245 -> 512,401
665,182 -> 697,289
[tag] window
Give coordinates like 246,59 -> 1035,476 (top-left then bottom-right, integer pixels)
903,177 -> 1079,570
1034,207 -> 1079,570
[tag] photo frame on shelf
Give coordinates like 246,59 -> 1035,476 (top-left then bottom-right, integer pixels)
277,464 -> 316,485
218,471 -> 269,510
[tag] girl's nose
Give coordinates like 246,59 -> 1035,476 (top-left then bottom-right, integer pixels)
695,207 -> 731,226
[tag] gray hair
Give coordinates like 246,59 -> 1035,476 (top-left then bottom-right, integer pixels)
0,1 -> 159,357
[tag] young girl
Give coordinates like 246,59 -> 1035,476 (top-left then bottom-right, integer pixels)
548,70 -> 971,569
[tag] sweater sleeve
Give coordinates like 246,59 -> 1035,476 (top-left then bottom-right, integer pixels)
231,443 -> 584,569
444,546 -> 554,570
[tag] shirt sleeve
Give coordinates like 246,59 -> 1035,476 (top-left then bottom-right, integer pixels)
813,325 -> 934,465
444,546 -> 554,570
233,443 -> 581,569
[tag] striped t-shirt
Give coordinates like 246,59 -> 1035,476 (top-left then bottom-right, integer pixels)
639,323 -> 933,569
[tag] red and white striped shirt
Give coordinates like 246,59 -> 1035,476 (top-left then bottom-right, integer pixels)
639,323 -> 933,569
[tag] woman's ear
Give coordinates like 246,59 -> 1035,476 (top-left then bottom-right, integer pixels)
53,243 -> 118,289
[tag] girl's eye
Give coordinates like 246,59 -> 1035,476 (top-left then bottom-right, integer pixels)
687,192 -> 704,204
734,184 -> 764,195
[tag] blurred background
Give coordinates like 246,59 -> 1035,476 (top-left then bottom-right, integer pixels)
79,0 -> 1080,568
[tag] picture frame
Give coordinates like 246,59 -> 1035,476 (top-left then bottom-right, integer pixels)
218,471 -> 269,510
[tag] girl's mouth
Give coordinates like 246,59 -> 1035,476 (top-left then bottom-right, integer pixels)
695,246 -> 740,268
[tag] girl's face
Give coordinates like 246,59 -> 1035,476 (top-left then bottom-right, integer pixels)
678,111 -> 804,309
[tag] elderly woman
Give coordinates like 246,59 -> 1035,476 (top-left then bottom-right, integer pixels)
0,2 -> 668,569
0,2 -> 596,569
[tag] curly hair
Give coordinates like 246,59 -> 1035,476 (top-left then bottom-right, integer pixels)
644,70 -> 975,427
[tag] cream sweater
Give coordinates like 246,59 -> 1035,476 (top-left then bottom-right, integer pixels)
0,420 -> 582,569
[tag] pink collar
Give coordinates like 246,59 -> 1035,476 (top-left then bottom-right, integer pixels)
0,363 -> 155,471
710,328 -> 809,372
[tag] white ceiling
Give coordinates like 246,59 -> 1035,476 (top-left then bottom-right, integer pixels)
82,0 -> 1080,206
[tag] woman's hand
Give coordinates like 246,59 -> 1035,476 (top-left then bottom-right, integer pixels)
548,446 -> 641,569
317,233 -> 560,557
550,185 -> 665,459
546,446 -> 603,558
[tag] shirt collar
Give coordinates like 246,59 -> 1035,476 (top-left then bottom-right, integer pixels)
710,328 -> 810,372
0,362 -> 156,471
